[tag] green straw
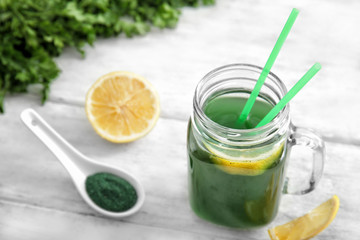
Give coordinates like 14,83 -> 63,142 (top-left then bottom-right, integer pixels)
237,8 -> 300,124
256,62 -> 322,128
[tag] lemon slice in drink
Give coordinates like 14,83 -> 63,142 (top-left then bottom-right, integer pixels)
86,71 -> 160,143
205,142 -> 284,176
268,195 -> 340,240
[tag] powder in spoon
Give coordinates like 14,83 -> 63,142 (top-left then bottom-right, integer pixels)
85,172 -> 137,212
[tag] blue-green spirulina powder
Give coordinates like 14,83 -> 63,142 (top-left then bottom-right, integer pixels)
85,172 -> 137,212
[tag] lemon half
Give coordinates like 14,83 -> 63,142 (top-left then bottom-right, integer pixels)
86,71 -> 160,143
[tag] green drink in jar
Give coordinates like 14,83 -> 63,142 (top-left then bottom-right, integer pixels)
187,64 -> 325,228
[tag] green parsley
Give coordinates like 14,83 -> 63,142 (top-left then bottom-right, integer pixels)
0,0 -> 214,112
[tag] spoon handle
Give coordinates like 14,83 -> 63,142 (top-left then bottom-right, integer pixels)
21,108 -> 85,183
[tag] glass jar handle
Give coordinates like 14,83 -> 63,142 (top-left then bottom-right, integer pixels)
283,123 -> 325,195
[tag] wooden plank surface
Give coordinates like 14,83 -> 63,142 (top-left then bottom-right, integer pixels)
1,0 -> 360,239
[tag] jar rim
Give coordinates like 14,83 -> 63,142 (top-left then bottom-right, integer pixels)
193,63 -> 290,141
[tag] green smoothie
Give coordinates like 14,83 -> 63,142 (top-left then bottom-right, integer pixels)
188,92 -> 287,228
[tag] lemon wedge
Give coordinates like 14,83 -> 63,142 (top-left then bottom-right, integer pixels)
86,71 -> 160,143
268,195 -> 340,240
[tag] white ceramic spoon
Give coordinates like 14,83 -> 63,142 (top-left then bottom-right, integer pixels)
20,108 -> 145,218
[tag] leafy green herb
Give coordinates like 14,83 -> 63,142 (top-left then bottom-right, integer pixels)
0,0 -> 214,112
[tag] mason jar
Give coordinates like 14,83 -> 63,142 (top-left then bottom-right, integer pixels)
187,63 -> 325,228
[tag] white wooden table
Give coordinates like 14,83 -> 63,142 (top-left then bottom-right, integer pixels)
1,0 -> 360,239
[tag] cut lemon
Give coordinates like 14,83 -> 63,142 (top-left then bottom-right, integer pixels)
245,175 -> 280,223
205,142 -> 285,176
268,195 -> 340,240
86,71 -> 160,143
